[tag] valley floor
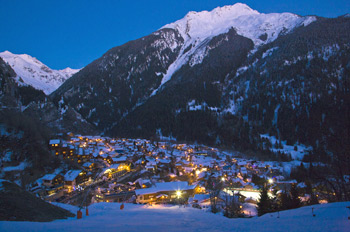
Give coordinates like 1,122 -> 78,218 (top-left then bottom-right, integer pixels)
0,202 -> 349,232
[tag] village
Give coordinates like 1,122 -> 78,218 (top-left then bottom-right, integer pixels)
30,133 -> 325,217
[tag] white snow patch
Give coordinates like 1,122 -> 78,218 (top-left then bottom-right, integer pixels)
3,161 -> 28,172
272,104 -> 281,126
262,47 -> 279,59
187,101 -> 218,112
260,134 -> 313,160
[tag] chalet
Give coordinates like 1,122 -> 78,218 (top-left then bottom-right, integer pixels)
195,151 -> 208,156
112,156 -> 128,164
92,151 -> 100,159
114,147 -> 125,154
49,139 -> 61,149
76,147 -> 91,163
95,191 -> 135,203
189,194 -> 211,207
157,158 -> 171,166
41,173 -> 64,188
240,167 -> 248,176
49,139 -> 63,156
145,162 -> 156,172
103,163 -> 130,178
63,170 -> 86,193
175,161 -> 185,172
82,162 -> 95,171
135,181 -> 197,204
135,178 -> 153,189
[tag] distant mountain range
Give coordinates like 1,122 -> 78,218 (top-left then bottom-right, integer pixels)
0,56 -> 96,134
1,3 -> 349,161
0,51 -> 80,94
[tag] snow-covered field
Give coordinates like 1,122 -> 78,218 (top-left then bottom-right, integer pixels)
260,134 -> 313,160
0,202 -> 349,232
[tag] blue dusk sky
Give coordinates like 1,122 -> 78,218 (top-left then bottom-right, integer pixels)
0,0 -> 348,69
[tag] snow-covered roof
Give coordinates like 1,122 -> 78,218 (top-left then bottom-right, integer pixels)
158,159 -> 171,164
49,139 -> 60,145
112,157 -> 128,162
83,162 -> 93,167
193,194 -> 210,202
135,181 -> 196,196
41,174 -> 58,181
105,164 -> 123,171
64,170 -> 82,181
113,147 -> 125,152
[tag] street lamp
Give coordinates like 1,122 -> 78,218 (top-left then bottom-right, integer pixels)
176,190 -> 182,207
268,178 -> 273,184
176,190 -> 182,198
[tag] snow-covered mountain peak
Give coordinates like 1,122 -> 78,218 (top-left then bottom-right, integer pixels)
0,51 -> 80,94
184,3 -> 258,20
211,3 -> 258,15
152,4 -> 316,95
162,3 -> 316,46
162,3 -> 259,41
59,67 -> 81,78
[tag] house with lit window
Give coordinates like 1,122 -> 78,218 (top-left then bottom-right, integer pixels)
112,156 -> 128,164
135,181 -> 198,204
49,139 -> 62,156
103,163 -> 130,179
63,169 -> 86,193
41,173 -> 64,188
49,139 -> 61,149
82,162 -> 95,171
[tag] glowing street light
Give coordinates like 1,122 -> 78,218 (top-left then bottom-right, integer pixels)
176,190 -> 182,198
268,178 -> 274,184
221,177 -> 226,182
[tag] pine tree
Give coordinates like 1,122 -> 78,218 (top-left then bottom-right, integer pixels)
305,181 -> 318,205
280,190 -> 292,210
290,184 -> 301,208
258,185 -> 271,216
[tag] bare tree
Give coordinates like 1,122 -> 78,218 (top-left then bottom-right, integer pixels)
206,176 -> 223,213
223,190 -> 242,218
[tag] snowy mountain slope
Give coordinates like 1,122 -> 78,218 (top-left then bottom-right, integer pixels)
0,51 -> 80,94
59,67 -> 80,79
52,3 -> 349,160
52,28 -> 184,130
162,3 -> 315,46
0,202 -> 349,231
154,3 -> 316,91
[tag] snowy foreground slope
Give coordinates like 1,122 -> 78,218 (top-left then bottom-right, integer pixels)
0,51 -> 80,94
1,202 -> 349,232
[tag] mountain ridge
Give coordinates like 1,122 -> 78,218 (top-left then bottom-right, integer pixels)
51,4 -> 349,163
0,51 -> 80,94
